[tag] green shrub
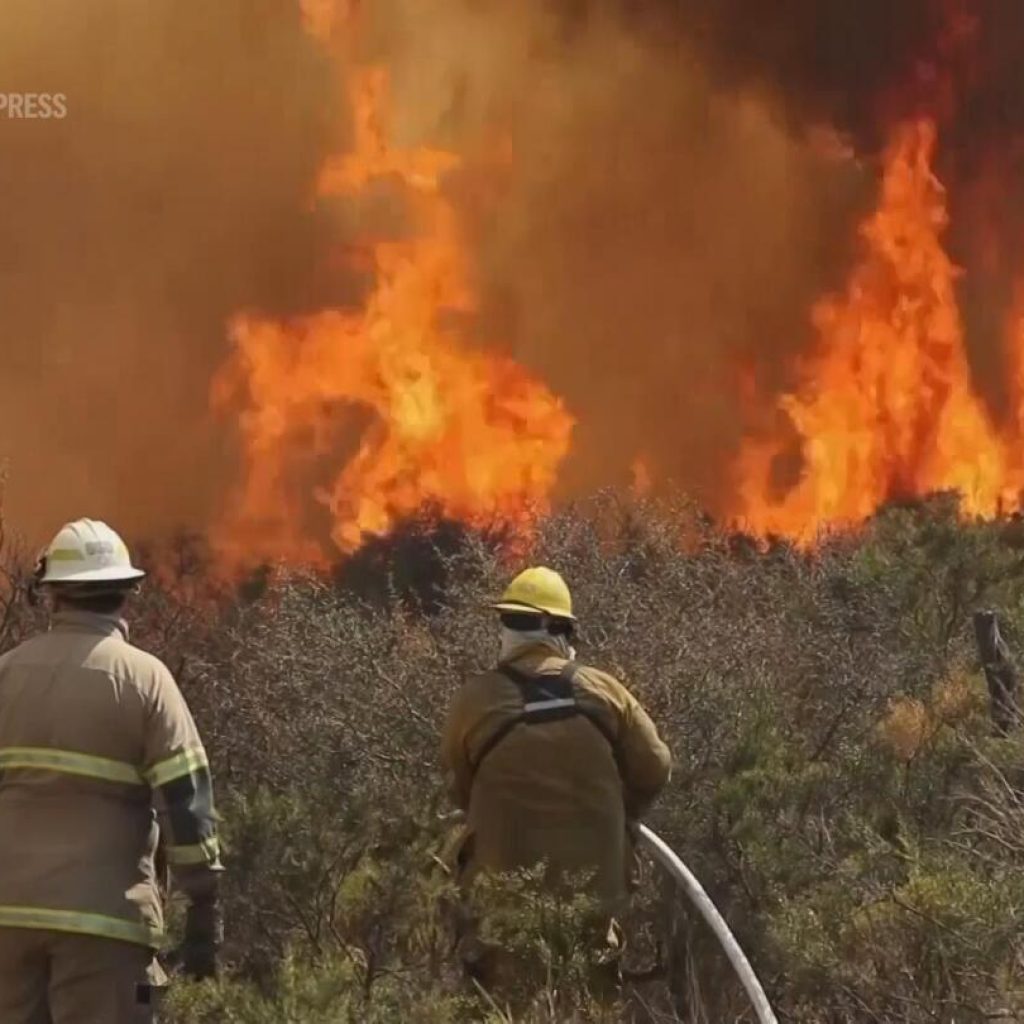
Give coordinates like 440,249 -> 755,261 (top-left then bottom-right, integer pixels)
10,494 -> 1024,1021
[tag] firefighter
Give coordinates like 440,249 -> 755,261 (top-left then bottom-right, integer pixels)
441,566 -> 671,979
0,519 -> 223,1023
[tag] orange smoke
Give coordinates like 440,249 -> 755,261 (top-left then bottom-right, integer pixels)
207,3 -> 1024,563
212,61 -> 573,565
733,118 -> 1024,541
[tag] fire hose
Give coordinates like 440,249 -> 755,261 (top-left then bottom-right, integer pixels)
638,824 -> 778,1024
440,813 -> 776,1021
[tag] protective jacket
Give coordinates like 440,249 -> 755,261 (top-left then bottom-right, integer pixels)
0,610 -> 221,948
441,645 -> 671,907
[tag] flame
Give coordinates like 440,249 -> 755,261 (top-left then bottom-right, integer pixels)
733,119 -> 1024,541
212,61 -> 573,565
299,0 -> 349,42
1007,285 -> 1024,441
630,456 -> 653,499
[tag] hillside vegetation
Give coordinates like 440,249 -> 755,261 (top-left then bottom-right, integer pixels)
6,494 -> 1023,1022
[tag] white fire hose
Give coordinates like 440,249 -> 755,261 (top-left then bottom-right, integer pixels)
638,825 -> 778,1024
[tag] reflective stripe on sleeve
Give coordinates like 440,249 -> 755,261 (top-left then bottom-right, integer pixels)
0,905 -> 161,947
0,747 -> 144,785
165,836 -> 221,866
144,747 -> 209,787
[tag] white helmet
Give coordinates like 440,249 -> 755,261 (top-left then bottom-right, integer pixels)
39,519 -> 145,585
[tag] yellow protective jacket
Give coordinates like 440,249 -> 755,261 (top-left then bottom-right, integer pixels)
0,610 -> 221,948
441,646 -> 671,907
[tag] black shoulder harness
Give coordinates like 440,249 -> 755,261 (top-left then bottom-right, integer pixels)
471,662 -> 618,771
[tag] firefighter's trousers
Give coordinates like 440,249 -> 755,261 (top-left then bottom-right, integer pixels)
0,928 -> 166,1023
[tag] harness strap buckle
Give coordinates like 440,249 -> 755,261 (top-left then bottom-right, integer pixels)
471,662 -> 619,771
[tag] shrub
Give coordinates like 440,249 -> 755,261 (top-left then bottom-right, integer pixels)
7,494 -> 1024,1020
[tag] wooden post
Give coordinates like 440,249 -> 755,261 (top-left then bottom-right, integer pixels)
973,611 -> 1020,736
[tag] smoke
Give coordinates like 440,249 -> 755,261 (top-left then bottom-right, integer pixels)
646,0 -> 950,147
4,0 -> 1023,552
0,0 -> 337,547
356,0 -> 868,511
657,0 -> 1024,154
599,0 -> 1024,427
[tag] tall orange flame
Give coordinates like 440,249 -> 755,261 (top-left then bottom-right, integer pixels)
1007,285 -> 1024,442
212,62 -> 573,565
734,119 -> 1024,541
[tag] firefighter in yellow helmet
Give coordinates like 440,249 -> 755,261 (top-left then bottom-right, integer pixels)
441,566 -> 671,972
0,519 -> 223,1023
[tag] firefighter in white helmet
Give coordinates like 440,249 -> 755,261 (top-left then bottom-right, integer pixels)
0,519 -> 223,1023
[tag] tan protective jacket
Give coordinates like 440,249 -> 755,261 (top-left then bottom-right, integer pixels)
441,646 -> 671,907
0,611 -> 221,948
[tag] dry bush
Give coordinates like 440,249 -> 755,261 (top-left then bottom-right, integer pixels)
147,495 -> 1024,1021
4,496 -> 1022,1020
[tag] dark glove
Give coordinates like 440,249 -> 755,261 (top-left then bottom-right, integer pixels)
181,897 -> 223,981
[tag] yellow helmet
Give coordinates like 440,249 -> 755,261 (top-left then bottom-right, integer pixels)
492,566 -> 575,621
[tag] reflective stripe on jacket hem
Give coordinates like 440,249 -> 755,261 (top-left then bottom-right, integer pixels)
0,906 -> 162,947
165,836 -> 221,866
0,747 -> 144,786
144,747 -> 208,787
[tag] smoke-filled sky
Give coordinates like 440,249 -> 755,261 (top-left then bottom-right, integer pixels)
3,0 -> 1024,552
0,0 -> 335,546
381,0 -> 866,506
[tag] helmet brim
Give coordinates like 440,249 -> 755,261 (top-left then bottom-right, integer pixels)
491,600 -> 577,622
41,566 -> 146,584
